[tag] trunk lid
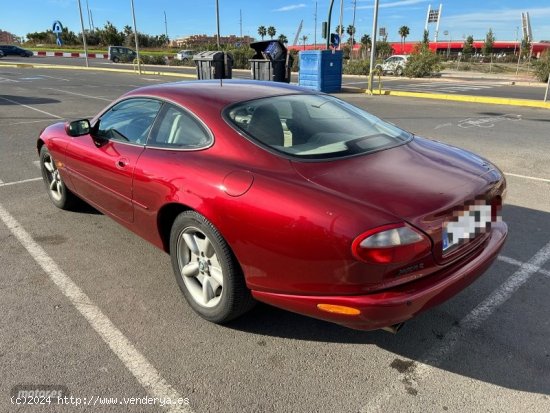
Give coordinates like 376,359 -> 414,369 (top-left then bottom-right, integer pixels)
292,137 -> 505,264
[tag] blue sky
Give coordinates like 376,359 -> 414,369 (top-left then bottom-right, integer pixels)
3,1 -> 550,43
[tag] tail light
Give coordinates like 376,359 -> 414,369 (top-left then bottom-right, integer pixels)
352,223 -> 431,264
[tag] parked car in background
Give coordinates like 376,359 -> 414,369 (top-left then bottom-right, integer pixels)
175,50 -> 194,62
36,80 -> 507,332
108,46 -> 136,63
0,45 -> 33,57
376,55 -> 409,76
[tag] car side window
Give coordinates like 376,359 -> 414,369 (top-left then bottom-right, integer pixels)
148,104 -> 211,149
95,98 -> 162,144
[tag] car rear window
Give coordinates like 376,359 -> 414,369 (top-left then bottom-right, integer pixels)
225,94 -> 411,160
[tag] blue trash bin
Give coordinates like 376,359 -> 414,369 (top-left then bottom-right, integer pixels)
298,50 -> 343,93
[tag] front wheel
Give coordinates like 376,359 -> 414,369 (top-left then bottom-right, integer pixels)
170,211 -> 255,323
40,145 -> 77,210
395,67 -> 404,76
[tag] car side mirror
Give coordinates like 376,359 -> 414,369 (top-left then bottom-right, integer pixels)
65,119 -> 91,137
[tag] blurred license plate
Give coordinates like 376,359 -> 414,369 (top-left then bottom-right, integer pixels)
443,204 -> 493,252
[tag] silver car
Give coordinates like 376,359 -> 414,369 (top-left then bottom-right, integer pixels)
175,50 -> 194,62
376,55 -> 409,76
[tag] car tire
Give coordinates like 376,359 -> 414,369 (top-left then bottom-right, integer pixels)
170,211 -> 255,323
39,145 -> 77,210
396,67 -> 404,76
112,56 -> 120,63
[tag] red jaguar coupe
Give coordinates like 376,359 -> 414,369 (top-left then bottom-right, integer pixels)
37,80 -> 507,332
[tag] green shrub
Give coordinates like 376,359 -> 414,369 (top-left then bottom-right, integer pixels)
403,43 -> 442,78
533,52 -> 550,82
343,59 -> 370,75
229,47 -> 255,69
168,58 -> 188,66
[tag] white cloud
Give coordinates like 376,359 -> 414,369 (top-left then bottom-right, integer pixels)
273,3 -> 307,12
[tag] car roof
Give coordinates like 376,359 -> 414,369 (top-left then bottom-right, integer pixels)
123,80 -> 317,109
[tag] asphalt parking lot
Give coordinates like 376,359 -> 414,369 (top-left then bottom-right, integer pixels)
1,67 -> 549,413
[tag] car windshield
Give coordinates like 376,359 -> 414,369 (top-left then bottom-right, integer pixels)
225,94 -> 411,160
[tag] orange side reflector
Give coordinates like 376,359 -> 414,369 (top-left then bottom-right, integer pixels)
317,304 -> 361,316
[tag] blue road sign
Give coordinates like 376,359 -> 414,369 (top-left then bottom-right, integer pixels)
52,20 -> 64,46
330,33 -> 340,48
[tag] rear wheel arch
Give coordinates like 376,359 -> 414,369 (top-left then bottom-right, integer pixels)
37,138 -> 45,154
157,203 -> 194,253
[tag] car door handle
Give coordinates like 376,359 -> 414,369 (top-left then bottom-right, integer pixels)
116,157 -> 129,169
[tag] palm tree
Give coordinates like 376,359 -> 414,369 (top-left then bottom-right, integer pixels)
398,25 -> 410,53
267,26 -> 276,39
278,34 -> 288,44
360,34 -> 371,59
346,25 -> 356,57
257,25 -> 267,41
301,34 -> 308,50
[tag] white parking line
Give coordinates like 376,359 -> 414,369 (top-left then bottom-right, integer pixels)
0,76 -> 19,83
0,119 -> 58,126
504,172 -> 550,183
39,74 -> 71,82
0,177 -> 42,187
498,255 -> 550,276
0,203 -> 192,413
0,96 -> 62,119
362,240 -> 550,413
41,88 -> 112,102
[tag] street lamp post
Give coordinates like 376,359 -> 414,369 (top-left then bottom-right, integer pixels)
367,0 -> 379,93
77,0 -> 89,68
545,74 -> 550,102
326,0 -> 335,50
130,0 -> 141,75
444,30 -> 450,59
216,0 -> 221,49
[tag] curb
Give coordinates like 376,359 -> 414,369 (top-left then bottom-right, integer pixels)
0,61 -> 196,79
368,89 -> 550,109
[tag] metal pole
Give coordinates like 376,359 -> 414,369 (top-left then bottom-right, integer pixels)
216,0 -> 221,49
130,0 -> 141,75
368,0 -> 379,93
338,0 -> 343,50
516,43 -> 521,76
77,0 -> 89,68
90,9 -> 95,31
514,27 -> 518,55
85,0 -> 92,30
164,11 -> 168,38
434,3 -> 442,43
544,74 -> 550,102
351,0 -> 357,59
314,1 -> 317,49
240,9 -> 242,39
326,0 -> 335,49
425,4 -> 431,32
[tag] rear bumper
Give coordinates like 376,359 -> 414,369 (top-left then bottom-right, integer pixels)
252,221 -> 507,331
